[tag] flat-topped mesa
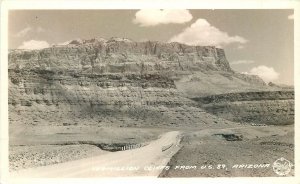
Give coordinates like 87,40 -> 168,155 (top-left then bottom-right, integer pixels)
9,37 -> 274,98
8,38 -> 232,73
8,37 -> 284,128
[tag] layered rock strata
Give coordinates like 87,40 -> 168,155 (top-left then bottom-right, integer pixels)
192,91 -> 294,125
8,38 -> 283,128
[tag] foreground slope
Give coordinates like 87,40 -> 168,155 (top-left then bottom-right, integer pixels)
11,131 -> 181,177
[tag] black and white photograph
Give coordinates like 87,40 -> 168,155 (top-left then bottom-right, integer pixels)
0,1 -> 299,182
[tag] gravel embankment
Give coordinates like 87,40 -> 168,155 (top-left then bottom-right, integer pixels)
9,144 -> 106,171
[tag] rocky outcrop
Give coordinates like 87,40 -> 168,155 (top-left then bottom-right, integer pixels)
9,38 -> 272,96
192,91 -> 294,125
8,68 -> 231,128
193,91 -> 294,104
8,38 -> 283,128
9,38 -> 233,72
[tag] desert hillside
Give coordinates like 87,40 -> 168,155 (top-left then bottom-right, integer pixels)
8,38 -> 282,127
8,38 -> 294,177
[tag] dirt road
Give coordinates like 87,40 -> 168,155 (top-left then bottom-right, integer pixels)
10,131 -> 181,178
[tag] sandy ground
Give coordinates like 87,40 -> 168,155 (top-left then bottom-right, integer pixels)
9,124 -> 294,177
9,125 -> 167,146
9,125 -> 167,172
159,125 -> 294,177
10,131 -> 181,177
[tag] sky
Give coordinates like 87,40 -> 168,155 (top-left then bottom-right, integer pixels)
8,10 -> 294,85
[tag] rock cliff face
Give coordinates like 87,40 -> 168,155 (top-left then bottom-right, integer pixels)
9,38 -> 233,72
9,38 -> 271,94
9,68 -> 230,128
8,38 -> 285,127
192,91 -> 294,125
